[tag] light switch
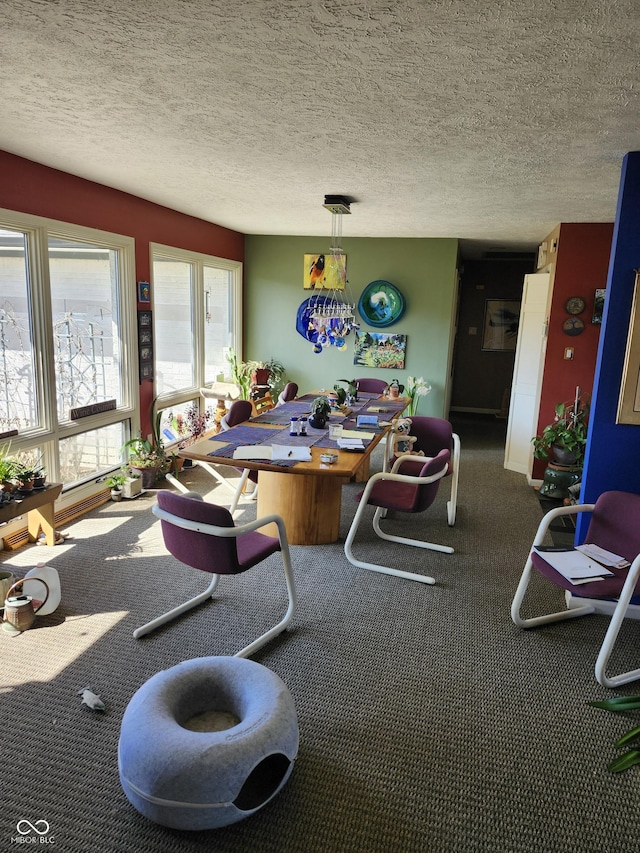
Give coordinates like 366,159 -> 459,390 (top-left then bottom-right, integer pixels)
564,347 -> 574,360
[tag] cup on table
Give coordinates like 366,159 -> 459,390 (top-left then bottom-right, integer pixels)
328,424 -> 343,440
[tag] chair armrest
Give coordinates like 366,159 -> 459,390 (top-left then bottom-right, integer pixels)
152,505 -> 289,546
530,502 -> 596,548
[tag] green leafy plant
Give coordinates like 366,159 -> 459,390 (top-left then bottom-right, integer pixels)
106,473 -> 128,490
0,444 -> 18,484
532,393 -> 590,465
226,348 -> 253,400
121,436 -> 166,469
588,695 -> 640,772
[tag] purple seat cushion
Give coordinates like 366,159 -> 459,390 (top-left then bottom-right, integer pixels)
359,449 -> 450,513
531,490 -> 640,600
156,491 -> 280,576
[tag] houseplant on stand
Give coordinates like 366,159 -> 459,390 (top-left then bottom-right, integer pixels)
122,437 -> 166,489
532,388 -> 590,499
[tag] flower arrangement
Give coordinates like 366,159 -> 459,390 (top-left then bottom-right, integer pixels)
170,404 -> 212,447
406,376 -> 431,416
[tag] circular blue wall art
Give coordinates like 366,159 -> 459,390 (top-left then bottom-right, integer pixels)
358,281 -> 406,327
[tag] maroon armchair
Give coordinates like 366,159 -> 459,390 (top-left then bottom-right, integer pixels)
344,449 -> 454,585
511,490 -> 640,688
134,491 -> 296,658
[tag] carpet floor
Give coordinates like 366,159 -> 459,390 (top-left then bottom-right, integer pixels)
1,414 -> 640,852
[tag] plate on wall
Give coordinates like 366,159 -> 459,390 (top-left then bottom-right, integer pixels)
358,281 -> 406,327
296,294 -> 330,343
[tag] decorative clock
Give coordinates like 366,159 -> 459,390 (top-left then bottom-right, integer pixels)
563,316 -> 585,336
565,296 -> 586,315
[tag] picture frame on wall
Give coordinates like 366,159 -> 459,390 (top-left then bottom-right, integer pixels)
137,310 -> 153,381
482,300 -> 520,351
138,280 -> 151,303
303,252 -> 346,290
353,331 -> 407,369
617,273 -> 640,424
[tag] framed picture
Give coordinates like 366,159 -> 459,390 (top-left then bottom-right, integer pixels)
353,331 -> 407,369
617,273 -> 640,424
303,252 -> 346,290
593,288 -> 606,324
137,310 -> 153,381
482,300 -> 520,351
138,280 -> 151,303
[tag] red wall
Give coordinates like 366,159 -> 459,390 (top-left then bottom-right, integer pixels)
532,222 -> 613,479
0,150 -> 245,431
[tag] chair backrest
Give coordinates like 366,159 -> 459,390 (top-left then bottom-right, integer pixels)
405,416 -> 453,459
355,378 -> 388,394
277,382 -> 298,405
156,491 -> 242,574
222,399 -> 253,430
412,449 -> 451,513
585,491 -> 640,563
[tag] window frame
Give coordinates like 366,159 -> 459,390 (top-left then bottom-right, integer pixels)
150,242 -> 242,414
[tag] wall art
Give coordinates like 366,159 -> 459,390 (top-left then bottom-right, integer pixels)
353,331 -> 406,369
303,253 -> 346,290
482,299 -> 520,351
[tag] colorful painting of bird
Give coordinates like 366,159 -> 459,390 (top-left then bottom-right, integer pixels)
307,254 -> 325,289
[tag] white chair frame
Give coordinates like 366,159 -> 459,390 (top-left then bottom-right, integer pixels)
344,454 -> 453,585
511,501 -> 640,688
134,505 -> 297,659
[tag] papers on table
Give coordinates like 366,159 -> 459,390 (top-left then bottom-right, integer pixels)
232,445 -> 312,462
575,543 -> 630,568
341,429 -> 375,440
233,445 -> 272,460
337,437 -> 365,452
270,445 -> 312,462
533,546 -> 615,585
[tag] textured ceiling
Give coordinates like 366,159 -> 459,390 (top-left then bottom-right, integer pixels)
2,0 -> 639,255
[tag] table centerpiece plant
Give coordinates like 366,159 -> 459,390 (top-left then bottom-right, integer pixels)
309,396 -> 331,429
406,376 -> 432,416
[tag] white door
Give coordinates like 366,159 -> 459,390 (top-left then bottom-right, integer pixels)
504,272 -> 551,477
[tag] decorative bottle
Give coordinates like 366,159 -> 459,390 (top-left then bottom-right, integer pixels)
23,562 -> 61,615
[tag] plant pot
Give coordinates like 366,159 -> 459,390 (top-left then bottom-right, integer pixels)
131,466 -> 160,489
111,488 -> 123,502
33,475 -> 46,489
309,416 -> 327,430
251,368 -> 271,386
388,387 -> 399,399
123,478 -> 142,499
551,444 -> 580,467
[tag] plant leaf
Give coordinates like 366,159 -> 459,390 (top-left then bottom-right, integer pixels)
588,696 -> 640,711
615,725 -> 640,748
608,749 -> 640,773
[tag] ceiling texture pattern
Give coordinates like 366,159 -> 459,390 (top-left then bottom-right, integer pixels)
2,0 -> 640,253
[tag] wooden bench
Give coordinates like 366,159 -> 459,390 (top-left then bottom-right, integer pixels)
0,483 -> 63,546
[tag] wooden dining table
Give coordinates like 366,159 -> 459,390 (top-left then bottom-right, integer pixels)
181,393 -> 408,545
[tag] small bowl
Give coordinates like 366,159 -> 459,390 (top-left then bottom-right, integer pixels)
320,452 -> 338,465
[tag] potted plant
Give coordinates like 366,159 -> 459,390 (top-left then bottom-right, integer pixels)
0,445 -> 18,492
226,348 -> 253,400
14,463 -> 36,492
106,472 -> 127,501
309,396 -> 331,429
532,392 -> 590,467
335,379 -> 358,404
122,437 -> 166,489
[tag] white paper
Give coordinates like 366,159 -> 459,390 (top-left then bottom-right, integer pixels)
270,445 -> 312,461
575,543 -> 630,568
533,546 -> 614,582
337,438 -> 365,450
341,429 -> 375,440
233,445 -> 273,460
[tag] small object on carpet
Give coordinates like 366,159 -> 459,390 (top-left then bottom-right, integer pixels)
78,687 -> 106,711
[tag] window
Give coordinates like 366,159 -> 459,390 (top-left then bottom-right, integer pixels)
0,209 -> 137,501
151,244 -> 241,419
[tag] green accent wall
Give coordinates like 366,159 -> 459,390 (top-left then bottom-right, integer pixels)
244,236 -> 459,416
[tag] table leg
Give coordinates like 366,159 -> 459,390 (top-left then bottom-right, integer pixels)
27,505 -> 56,546
257,471 -> 349,545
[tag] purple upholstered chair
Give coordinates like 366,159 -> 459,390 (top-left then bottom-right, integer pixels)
385,416 -> 460,526
344,448 -> 453,585
511,490 -> 640,688
355,377 -> 388,394
134,491 -> 296,658
277,382 -> 298,406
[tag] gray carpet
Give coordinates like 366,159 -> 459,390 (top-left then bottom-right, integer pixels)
2,414 -> 640,852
